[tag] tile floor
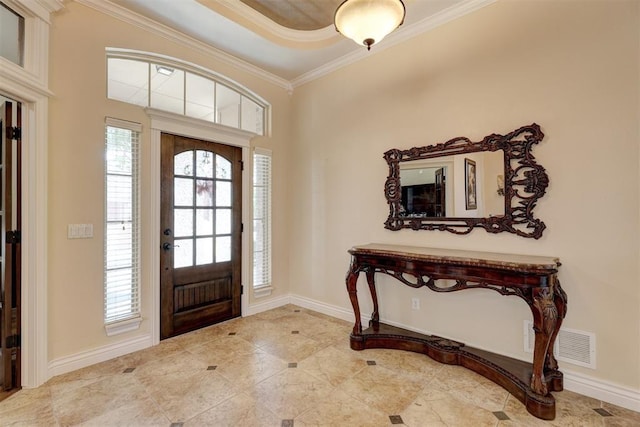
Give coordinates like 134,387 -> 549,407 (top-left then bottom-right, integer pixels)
1,304 -> 639,426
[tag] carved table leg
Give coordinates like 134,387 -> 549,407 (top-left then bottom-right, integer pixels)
546,277 -> 568,371
530,286 -> 559,396
346,257 -> 362,336
542,277 -> 567,393
365,268 -> 379,326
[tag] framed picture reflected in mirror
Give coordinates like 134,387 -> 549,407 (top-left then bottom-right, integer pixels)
465,158 -> 477,210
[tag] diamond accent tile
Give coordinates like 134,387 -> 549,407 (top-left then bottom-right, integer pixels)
367,360 -> 377,365
207,365 -> 217,371
123,367 -> 135,373
389,414 -> 403,424
493,411 -> 510,420
594,408 -> 613,417
288,362 -> 298,368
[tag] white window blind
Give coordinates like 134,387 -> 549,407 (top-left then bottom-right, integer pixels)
253,149 -> 272,289
104,119 -> 141,324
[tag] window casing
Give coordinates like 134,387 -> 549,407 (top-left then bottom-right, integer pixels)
104,119 -> 141,328
253,148 -> 272,292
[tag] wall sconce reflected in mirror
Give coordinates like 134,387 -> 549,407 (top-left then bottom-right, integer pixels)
497,174 -> 505,196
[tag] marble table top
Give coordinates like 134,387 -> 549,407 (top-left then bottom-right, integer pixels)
349,243 -> 560,271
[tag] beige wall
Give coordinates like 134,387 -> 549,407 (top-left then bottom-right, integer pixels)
46,0 -> 640,392
289,0 -> 640,389
48,2 -> 291,360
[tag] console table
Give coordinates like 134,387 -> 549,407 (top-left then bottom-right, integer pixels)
345,244 -> 567,420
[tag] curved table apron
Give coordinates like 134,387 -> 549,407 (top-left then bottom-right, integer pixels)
345,244 -> 567,421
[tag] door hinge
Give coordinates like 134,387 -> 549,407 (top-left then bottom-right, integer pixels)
7,126 -> 21,140
6,334 -> 20,348
241,285 -> 244,295
241,223 -> 244,233
240,160 -> 244,171
6,230 -> 21,244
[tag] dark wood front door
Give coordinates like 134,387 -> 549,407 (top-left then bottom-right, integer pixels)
160,133 -> 242,339
1,100 -> 21,397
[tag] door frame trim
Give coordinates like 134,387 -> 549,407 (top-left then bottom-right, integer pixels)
0,0 -> 64,390
147,108 -> 253,345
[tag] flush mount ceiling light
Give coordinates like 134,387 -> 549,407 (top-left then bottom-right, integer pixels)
155,65 -> 175,76
334,0 -> 406,51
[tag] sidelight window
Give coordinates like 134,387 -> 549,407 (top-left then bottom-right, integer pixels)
253,148 -> 272,291
104,119 -> 141,330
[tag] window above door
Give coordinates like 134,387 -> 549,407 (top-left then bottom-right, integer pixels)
106,49 -> 269,136
0,2 -> 24,66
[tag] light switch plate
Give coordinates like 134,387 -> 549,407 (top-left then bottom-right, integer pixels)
68,224 -> 93,239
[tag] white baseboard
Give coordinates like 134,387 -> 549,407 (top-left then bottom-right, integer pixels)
45,296 -> 293,381
47,334 -> 153,379
43,294 -> 640,414
243,294 -> 291,316
289,294 -> 357,323
563,369 -> 640,412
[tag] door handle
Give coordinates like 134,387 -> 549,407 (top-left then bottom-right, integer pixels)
162,242 -> 180,251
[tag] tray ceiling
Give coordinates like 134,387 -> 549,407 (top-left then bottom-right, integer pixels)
239,0 -> 343,31
99,0 -> 493,84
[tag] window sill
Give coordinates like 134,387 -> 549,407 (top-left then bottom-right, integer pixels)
104,316 -> 143,336
253,286 -> 274,299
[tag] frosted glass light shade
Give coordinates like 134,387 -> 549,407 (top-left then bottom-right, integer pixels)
334,0 -> 405,50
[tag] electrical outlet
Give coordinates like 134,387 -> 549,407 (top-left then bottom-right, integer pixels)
411,297 -> 420,310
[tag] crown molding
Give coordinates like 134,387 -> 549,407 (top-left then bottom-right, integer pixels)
75,0 -> 293,93
74,0 -> 495,92
34,0 -> 65,14
291,0 -> 497,88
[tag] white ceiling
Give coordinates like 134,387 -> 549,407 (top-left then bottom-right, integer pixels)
102,0 -> 493,84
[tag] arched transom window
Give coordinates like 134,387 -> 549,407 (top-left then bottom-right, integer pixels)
106,49 -> 268,135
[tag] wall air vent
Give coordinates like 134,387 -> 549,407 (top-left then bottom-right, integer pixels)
524,321 -> 596,369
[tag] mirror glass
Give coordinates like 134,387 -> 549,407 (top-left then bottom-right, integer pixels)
384,124 -> 549,239
399,151 -> 504,219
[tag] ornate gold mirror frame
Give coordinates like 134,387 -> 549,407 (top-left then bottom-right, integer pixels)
384,124 -> 549,239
